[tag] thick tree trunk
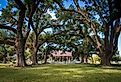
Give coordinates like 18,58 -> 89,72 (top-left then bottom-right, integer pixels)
101,56 -> 110,66
31,34 -> 39,65
16,48 -> 26,67
14,1 -> 27,67
31,47 -> 38,65
100,52 -> 112,66
16,37 -> 26,67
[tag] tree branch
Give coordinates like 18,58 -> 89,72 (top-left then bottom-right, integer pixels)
0,39 -> 15,46
0,24 -> 17,34
14,0 -> 26,10
58,3 -> 102,51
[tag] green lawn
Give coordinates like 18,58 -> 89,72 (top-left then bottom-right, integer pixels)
0,64 -> 121,82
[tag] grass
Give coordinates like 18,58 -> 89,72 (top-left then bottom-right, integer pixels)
0,64 -> 121,82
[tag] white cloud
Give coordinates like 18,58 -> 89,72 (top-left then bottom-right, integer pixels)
47,9 -> 57,20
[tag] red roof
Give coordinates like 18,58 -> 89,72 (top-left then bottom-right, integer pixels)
51,50 -> 72,57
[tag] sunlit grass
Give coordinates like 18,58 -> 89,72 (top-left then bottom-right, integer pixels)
0,64 -> 121,82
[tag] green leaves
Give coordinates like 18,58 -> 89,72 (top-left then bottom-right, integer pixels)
0,30 -> 7,39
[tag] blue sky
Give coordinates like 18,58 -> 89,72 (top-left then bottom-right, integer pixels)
0,0 -> 7,10
118,35 -> 121,55
0,0 -> 7,15
0,0 -> 121,55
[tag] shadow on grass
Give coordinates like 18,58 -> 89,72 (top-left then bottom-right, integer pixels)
1,68 -> 121,82
0,64 -> 121,82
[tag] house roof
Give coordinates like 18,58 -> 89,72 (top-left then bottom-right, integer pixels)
51,50 -> 72,57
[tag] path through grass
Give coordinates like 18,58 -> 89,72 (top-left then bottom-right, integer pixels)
0,64 -> 121,82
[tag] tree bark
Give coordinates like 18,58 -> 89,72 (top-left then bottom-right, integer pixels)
31,46 -> 38,65
81,54 -> 84,63
27,0 -> 40,65
15,0 -> 27,67
3,54 -> 7,64
31,33 -> 39,65
44,53 -> 47,64
85,55 -> 88,64
101,54 -> 112,66
16,36 -> 26,67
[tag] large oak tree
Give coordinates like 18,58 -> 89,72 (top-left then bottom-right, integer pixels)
54,0 -> 121,65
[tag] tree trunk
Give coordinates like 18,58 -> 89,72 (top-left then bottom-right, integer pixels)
3,54 -> 7,64
15,3 -> 27,67
44,53 -> 47,64
31,33 -> 39,65
100,53 -> 112,66
81,54 -> 84,63
85,55 -> 88,64
31,47 -> 38,65
16,37 -> 26,67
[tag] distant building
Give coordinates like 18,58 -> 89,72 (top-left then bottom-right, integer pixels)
50,50 -> 72,63
51,50 -> 72,57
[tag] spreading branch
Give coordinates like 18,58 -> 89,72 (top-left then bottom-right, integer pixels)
0,24 -> 17,34
54,0 -> 102,51
0,39 -> 15,46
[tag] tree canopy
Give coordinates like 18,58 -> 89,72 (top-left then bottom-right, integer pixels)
0,0 -> 121,66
